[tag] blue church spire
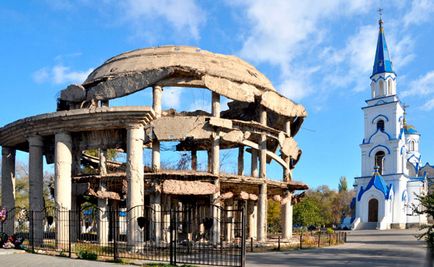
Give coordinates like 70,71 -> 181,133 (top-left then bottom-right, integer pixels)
371,16 -> 394,78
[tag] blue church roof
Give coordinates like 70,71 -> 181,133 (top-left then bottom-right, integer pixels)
357,167 -> 393,201
404,124 -> 418,134
371,19 -> 394,78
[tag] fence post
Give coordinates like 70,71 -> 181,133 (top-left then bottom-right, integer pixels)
113,208 -> 118,262
299,231 -> 303,249
169,208 -> 174,265
329,234 -> 331,246
277,235 -> 280,251
344,232 -> 347,242
68,210 -> 72,258
30,210 -> 35,253
250,237 -> 253,252
241,206 -> 246,267
174,208 -> 177,266
318,231 -> 321,248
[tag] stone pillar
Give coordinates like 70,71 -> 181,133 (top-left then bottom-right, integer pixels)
152,141 -> 160,171
251,149 -> 258,177
247,200 -> 257,240
126,125 -> 145,247
283,119 -> 291,181
212,92 -> 220,118
191,150 -> 197,170
211,130 -> 221,244
281,191 -> 293,240
98,150 -> 109,245
257,183 -> 267,242
211,92 -> 221,244
54,132 -> 72,248
151,192 -> 161,244
153,85 -> 163,118
1,147 -> 15,235
163,195 -> 171,243
257,106 -> 267,241
238,146 -> 244,176
28,136 -> 45,245
225,200 -> 234,241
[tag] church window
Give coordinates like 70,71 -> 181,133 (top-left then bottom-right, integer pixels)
387,79 -> 393,95
409,140 -> 415,151
371,82 -> 376,98
375,151 -> 385,174
377,120 -> 385,132
379,80 -> 385,96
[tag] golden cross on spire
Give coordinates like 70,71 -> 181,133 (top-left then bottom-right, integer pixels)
378,8 -> 383,19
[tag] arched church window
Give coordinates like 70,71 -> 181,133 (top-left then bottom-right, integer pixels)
375,151 -> 385,174
379,80 -> 385,96
387,79 -> 393,95
377,120 -> 385,132
371,82 -> 376,98
409,140 -> 415,151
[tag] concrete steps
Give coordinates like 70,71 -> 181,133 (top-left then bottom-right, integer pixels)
355,222 -> 377,230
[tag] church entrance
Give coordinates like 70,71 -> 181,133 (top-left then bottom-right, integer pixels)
368,198 -> 379,222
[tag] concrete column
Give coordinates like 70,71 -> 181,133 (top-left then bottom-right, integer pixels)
259,107 -> 267,179
99,149 -> 107,176
54,132 -> 72,247
247,200 -> 257,240
28,136 -> 45,245
225,200 -> 234,241
211,130 -> 221,244
251,149 -> 258,178
1,147 -> 15,235
257,183 -> 267,241
152,141 -> 160,171
191,150 -> 197,170
163,195 -> 171,243
281,191 -> 293,240
98,149 -> 109,245
212,92 -> 220,118
283,119 -> 291,181
151,192 -> 161,244
126,125 -> 145,247
238,146 -> 244,176
153,85 -> 163,118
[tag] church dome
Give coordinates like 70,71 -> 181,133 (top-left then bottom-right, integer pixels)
404,124 -> 418,135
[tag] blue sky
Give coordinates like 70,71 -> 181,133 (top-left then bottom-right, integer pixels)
1,0 -> 434,190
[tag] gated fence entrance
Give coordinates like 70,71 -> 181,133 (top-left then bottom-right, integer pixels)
1,205 -> 246,267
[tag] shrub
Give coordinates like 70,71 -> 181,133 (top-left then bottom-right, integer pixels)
326,228 -> 334,234
78,250 -> 98,260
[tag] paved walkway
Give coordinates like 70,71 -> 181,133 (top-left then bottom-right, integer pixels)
0,229 -> 430,266
247,229 -> 431,267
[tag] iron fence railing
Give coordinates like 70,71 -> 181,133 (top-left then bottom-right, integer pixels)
0,205 -> 246,267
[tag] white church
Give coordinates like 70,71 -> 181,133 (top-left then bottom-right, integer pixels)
352,17 -> 430,230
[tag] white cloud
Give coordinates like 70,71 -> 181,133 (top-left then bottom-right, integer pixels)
163,87 -> 184,109
422,98 -> 434,111
33,64 -> 93,85
233,0 -> 374,100
402,70 -> 434,97
121,0 -> 205,40
403,0 -> 434,27
401,70 -> 434,110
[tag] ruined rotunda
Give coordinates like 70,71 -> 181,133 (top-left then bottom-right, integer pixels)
0,46 -> 308,247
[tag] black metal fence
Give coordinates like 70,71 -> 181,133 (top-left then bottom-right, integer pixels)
1,205 -> 245,267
